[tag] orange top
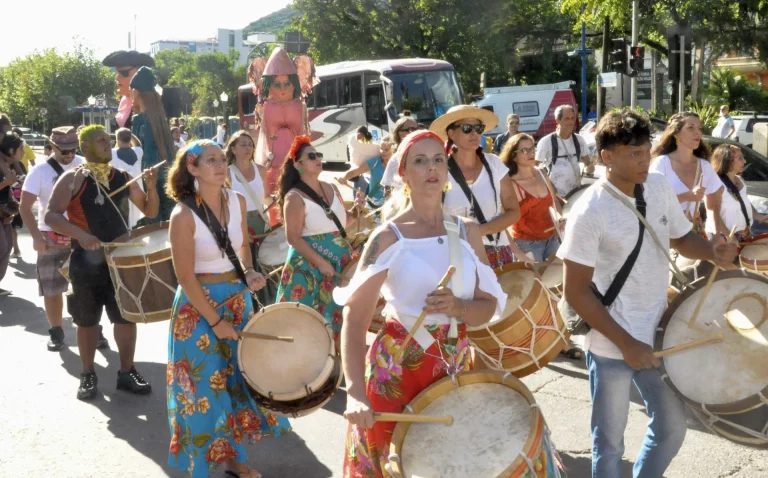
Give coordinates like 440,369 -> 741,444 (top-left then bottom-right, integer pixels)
510,180 -> 556,241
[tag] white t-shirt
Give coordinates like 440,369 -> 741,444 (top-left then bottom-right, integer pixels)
556,174 -> 692,359
111,147 -> 145,229
443,153 -> 510,246
712,115 -> 735,139
381,151 -> 402,188
706,177 -> 753,234
22,155 -> 83,232
650,155 -> 724,217
216,126 -> 226,146
174,139 -> 186,150
536,132 -> 589,197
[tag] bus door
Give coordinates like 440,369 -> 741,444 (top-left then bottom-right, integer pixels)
364,77 -> 388,142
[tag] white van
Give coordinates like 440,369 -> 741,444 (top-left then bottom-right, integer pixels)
472,81 -> 578,139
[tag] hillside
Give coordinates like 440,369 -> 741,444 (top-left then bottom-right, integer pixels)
244,7 -> 300,35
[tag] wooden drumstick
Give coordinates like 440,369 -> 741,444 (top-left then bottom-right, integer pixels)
365,206 -> 383,218
237,331 -> 294,342
690,174 -> 704,221
266,266 -> 284,279
355,188 -> 362,234
686,225 -> 738,328
654,334 -> 724,358
343,412 -> 454,425
101,242 -> 144,247
107,160 -> 167,198
401,266 -> 457,351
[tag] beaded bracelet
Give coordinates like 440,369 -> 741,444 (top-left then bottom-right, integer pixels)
210,317 -> 223,328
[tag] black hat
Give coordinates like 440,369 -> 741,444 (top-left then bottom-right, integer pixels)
102,50 -> 155,68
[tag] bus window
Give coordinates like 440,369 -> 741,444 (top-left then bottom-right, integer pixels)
316,81 -> 328,108
341,77 -> 352,105
351,76 -> 362,104
240,89 -> 258,116
365,84 -> 385,127
327,78 -> 338,106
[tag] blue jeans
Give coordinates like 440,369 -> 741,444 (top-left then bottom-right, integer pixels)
515,236 -> 561,262
587,352 -> 687,478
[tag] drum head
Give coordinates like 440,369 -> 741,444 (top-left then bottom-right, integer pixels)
540,258 -> 563,290
238,303 -> 335,402
561,185 -> 590,218
740,240 -> 768,262
660,273 -> 768,407
494,266 -> 536,324
258,227 -> 288,267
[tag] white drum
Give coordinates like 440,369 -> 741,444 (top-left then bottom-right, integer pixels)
257,227 -> 288,268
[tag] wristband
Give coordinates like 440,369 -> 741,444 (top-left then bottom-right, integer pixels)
210,317 -> 223,328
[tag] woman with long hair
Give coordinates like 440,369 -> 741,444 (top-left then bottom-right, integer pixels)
708,144 -> 768,240
335,130 -> 509,476
275,135 -> 365,343
430,105 -> 521,270
650,112 -> 725,237
130,67 -> 176,222
166,140 -> 290,477
381,116 -> 420,190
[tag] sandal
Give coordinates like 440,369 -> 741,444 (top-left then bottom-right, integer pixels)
559,347 -> 583,360
225,468 -> 262,478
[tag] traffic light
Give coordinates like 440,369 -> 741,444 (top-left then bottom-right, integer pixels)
609,39 -> 628,74
628,46 -> 645,77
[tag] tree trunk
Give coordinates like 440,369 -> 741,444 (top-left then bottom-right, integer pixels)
691,39 -> 706,103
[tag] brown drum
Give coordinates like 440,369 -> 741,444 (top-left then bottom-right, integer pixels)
340,256 -> 387,334
539,256 -> 564,299
467,263 -> 570,378
105,222 -> 178,323
343,200 -> 377,250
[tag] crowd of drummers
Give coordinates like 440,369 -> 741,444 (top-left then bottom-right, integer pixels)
2,50 -> 767,478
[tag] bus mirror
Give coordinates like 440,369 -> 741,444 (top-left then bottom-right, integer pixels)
385,101 -> 394,112
380,75 -> 394,103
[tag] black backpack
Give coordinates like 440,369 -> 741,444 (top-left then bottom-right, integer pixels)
550,133 -> 583,168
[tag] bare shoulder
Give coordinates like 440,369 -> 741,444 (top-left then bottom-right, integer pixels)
360,225 -> 398,270
170,202 -> 193,224
231,190 -> 247,208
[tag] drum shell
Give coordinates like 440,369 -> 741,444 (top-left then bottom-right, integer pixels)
105,222 -> 177,323
739,233 -> 768,273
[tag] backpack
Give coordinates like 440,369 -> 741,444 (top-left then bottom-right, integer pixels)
550,133 -> 583,168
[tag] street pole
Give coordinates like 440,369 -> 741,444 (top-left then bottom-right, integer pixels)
580,3 -> 588,124
679,35 -> 686,113
630,0 -> 639,109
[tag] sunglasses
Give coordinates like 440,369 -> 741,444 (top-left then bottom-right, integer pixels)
116,68 -> 134,78
401,127 -> 418,134
517,147 -> 536,155
452,123 -> 485,135
305,152 -> 323,160
272,80 -> 293,89
54,146 -> 76,155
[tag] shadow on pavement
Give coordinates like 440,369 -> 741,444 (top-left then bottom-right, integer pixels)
8,256 -> 37,281
560,452 -> 635,477
0,294 -> 48,336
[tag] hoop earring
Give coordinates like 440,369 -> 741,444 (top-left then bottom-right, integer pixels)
403,184 -> 411,197
451,144 -> 459,153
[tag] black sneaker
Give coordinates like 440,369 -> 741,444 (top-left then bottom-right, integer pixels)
116,366 -> 152,395
96,325 -> 109,349
77,369 -> 98,401
47,326 -> 65,351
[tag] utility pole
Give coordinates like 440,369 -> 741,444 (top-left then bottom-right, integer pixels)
630,0 -> 639,108
599,16 -> 610,120
569,4 -> 593,124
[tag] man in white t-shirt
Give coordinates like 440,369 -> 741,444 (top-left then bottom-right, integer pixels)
536,104 -> 593,197
215,119 -> 226,147
711,105 -> 735,139
558,110 -> 738,477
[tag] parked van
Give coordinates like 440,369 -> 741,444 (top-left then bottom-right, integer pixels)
472,81 -> 578,139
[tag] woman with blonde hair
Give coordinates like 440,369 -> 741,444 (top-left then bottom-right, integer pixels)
380,116 -> 420,189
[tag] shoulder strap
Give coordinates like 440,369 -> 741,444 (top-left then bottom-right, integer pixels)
230,165 -> 269,223
443,214 -> 464,338
293,181 -> 349,241
720,174 -> 750,229
573,133 -> 582,159
47,157 -> 65,179
447,155 -> 499,243
550,134 -> 559,167
181,195 -> 248,285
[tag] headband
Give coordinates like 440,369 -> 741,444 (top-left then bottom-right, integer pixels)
186,140 -> 216,165
288,135 -> 312,161
397,130 -> 444,177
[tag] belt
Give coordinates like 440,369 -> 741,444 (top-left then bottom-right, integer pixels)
196,270 -> 240,285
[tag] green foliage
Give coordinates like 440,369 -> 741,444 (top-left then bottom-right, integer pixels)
0,43 -> 114,131
704,68 -> 768,112
686,102 -> 719,134
244,7 -> 300,35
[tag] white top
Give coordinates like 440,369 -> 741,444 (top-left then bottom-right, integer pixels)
712,115 -> 735,138
333,221 -> 507,349
536,132 -> 589,197
556,175 -> 692,359
229,164 -> 265,212
22,155 -> 83,232
706,177 -> 753,234
650,155 -> 724,217
347,135 -> 381,167
191,189 -> 244,273
443,153 -> 510,247
174,139 -> 186,150
381,151 -> 402,188
299,189 -> 346,236
111,147 -> 144,229
216,126 -> 226,145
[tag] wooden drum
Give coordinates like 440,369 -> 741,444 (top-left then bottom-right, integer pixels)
238,303 -> 342,418
388,370 -> 562,477
657,270 -> 768,446
538,257 -> 564,300
105,222 -> 177,323
467,263 -> 570,378
340,256 -> 387,334
739,233 -> 768,274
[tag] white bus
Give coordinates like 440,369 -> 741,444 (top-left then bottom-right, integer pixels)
239,58 -> 464,163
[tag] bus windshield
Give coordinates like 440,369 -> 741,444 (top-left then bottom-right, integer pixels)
388,70 -> 462,123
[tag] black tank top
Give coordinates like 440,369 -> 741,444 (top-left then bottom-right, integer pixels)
67,167 -> 131,248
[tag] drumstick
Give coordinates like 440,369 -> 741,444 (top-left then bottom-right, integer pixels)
654,333 -> 724,358
355,188 -> 362,235
266,266 -> 284,279
401,266 -> 456,351
107,160 -> 167,198
690,174 -> 704,220
101,242 -> 145,247
343,412 -> 454,425
365,206 -> 383,218
237,331 -> 294,343
686,225 -> 738,328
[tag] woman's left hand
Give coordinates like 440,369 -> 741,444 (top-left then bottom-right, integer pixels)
424,287 -> 462,316
245,269 -> 267,292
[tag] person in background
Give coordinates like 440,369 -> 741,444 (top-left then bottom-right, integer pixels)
587,105 -> 597,121
216,119 -> 226,147
12,127 -> 36,170
7,127 -> 28,259
536,104 -> 593,197
492,114 -> 520,154
380,116 -> 420,190
171,126 -> 186,150
111,127 -> 145,229
712,105 -> 735,140
179,125 -> 189,143
337,135 -> 393,212
222,124 -> 230,147
0,133 -> 23,296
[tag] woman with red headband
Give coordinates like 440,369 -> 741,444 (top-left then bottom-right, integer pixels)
275,136 -> 365,343
333,130 -> 508,476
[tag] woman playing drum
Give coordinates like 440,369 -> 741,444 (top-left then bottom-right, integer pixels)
337,135 -> 393,212
275,135 -> 365,343
335,130 -> 507,477
166,140 -> 290,478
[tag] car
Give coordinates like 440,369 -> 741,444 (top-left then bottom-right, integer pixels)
12,126 -> 48,148
730,113 -> 768,148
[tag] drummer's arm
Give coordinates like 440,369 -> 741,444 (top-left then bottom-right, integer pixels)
44,170 -> 94,244
451,221 -> 499,327
671,231 -> 737,270
284,191 -> 331,267
339,163 -> 370,183
127,172 -> 159,218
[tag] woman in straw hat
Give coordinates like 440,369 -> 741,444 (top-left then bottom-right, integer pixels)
430,105 -> 521,270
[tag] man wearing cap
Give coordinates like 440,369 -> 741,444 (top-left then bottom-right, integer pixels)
45,125 -> 159,400
102,50 -> 155,130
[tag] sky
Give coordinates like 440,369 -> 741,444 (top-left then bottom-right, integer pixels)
0,0 -> 292,66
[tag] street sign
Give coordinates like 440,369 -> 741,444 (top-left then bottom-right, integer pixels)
96,99 -> 106,108
637,69 -> 653,100
599,72 -> 618,88
39,108 -> 48,116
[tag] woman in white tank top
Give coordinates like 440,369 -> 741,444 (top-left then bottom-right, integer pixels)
274,135 -> 365,344
165,140 -> 290,477
332,130 -> 510,477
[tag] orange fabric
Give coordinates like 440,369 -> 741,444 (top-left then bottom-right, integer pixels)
511,181 -> 556,241
65,179 -> 91,234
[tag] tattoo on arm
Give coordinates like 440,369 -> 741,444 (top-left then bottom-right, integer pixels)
362,237 -> 381,270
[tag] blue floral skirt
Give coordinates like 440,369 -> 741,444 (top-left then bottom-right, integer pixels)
167,273 -> 291,477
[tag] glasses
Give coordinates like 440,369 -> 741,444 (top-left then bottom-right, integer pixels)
54,146 -> 76,156
272,80 -> 293,89
508,121 -> 520,126
116,68 -> 134,78
401,127 -> 418,134
201,157 -> 228,167
305,152 -> 323,161
452,123 -> 485,135
517,147 -> 536,155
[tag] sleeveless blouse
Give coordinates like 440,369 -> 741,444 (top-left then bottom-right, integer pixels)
510,179 -> 556,241
299,188 -> 347,236
229,164 -> 265,212
191,189 -> 244,273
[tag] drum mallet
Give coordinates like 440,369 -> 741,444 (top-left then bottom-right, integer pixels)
686,226 -> 738,328
400,266 -> 457,351
343,412 -> 454,425
654,333 -> 725,358
237,331 -> 294,343
107,160 -> 167,199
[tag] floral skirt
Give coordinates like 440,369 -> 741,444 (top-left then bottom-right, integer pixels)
276,231 -> 353,342
485,244 -> 515,270
167,274 -> 291,477
343,318 -> 472,477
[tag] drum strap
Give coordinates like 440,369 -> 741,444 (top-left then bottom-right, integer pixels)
293,181 -> 350,242
447,154 -> 499,244
229,165 -> 269,223
443,214 -> 464,339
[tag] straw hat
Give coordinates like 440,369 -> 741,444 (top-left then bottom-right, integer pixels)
429,105 -> 499,140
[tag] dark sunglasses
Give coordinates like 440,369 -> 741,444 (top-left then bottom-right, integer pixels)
401,127 -> 418,134
116,68 -> 134,78
54,146 -> 76,155
305,152 -> 323,160
272,80 -> 293,89
452,123 -> 485,135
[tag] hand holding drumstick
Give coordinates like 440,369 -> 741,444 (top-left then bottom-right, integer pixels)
107,160 -> 166,199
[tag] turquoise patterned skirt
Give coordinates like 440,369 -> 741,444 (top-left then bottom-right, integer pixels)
275,231 -> 353,342
167,273 -> 291,477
